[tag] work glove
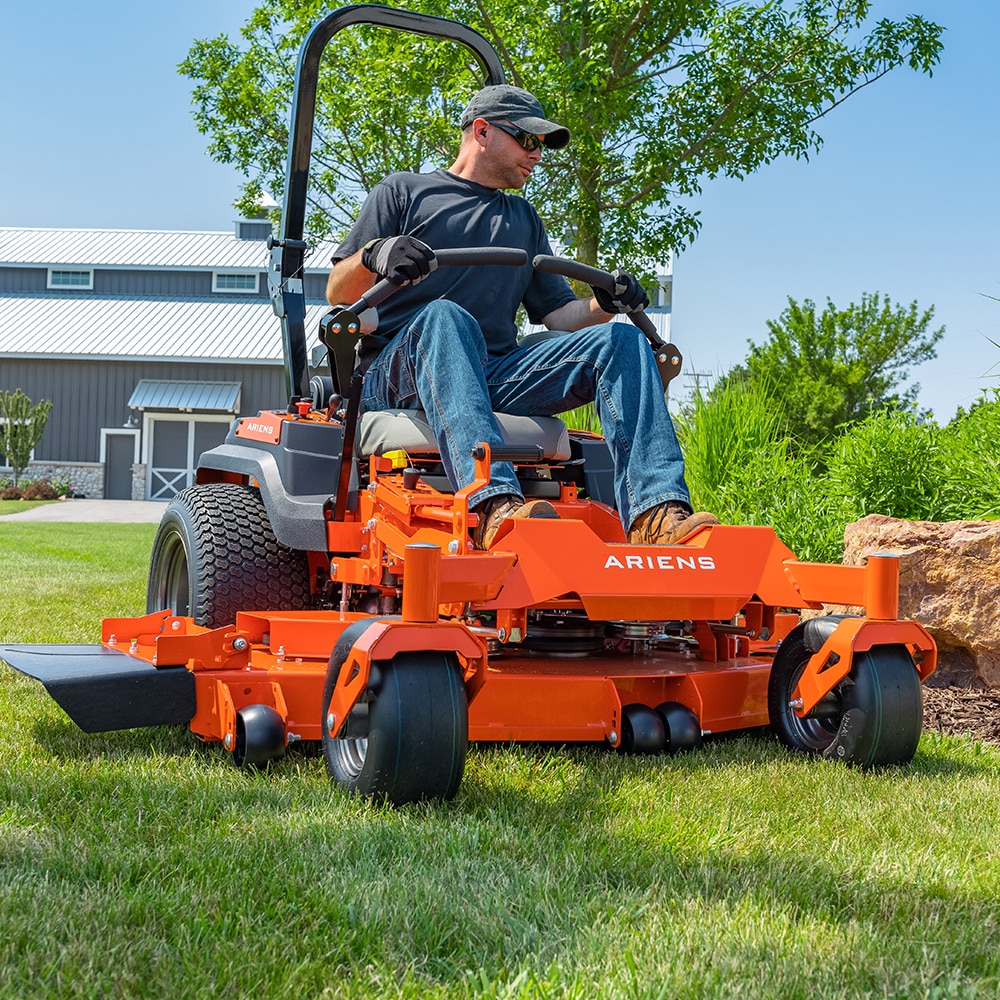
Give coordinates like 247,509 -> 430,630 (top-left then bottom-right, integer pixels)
592,269 -> 649,314
361,236 -> 437,285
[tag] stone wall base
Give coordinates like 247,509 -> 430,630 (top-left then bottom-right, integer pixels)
131,464 -> 147,501
23,461 -> 105,498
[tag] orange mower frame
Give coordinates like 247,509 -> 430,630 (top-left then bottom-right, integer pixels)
0,5 -> 937,805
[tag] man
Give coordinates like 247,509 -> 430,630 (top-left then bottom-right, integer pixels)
327,83 -> 717,548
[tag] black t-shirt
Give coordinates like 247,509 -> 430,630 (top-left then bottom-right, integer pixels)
333,169 -> 576,368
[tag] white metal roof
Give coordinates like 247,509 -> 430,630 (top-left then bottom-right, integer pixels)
0,293 -> 332,363
0,227 -> 338,272
2,292 -> 671,363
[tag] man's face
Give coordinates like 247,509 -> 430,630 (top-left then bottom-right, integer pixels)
479,119 -> 544,190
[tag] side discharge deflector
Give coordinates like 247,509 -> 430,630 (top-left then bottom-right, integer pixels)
0,644 -> 196,733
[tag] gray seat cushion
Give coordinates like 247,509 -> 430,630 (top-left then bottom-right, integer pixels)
358,409 -> 571,461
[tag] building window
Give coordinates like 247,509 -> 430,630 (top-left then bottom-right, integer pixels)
213,272 -> 259,293
47,269 -> 94,290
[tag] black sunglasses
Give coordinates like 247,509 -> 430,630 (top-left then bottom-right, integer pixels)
487,120 -> 543,152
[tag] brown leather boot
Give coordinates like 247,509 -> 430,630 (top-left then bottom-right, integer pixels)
473,494 -> 559,549
628,501 -> 719,545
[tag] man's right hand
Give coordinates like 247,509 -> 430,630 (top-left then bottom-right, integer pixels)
361,236 -> 437,285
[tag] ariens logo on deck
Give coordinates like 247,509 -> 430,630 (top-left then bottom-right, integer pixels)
604,553 -> 717,571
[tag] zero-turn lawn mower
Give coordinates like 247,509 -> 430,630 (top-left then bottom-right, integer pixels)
0,5 -> 937,805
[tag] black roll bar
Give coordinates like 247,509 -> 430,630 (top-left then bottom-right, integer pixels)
268,4 -> 506,401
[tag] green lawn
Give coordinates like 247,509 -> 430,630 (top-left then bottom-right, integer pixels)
0,523 -> 998,999
0,500 -> 52,516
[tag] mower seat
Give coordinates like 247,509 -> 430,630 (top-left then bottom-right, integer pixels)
357,409 -> 571,461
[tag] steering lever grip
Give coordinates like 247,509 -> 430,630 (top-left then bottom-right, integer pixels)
348,246 -> 529,315
532,254 -> 682,389
472,443 -> 544,463
532,254 -> 661,342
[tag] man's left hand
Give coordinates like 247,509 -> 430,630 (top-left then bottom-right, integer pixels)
592,269 -> 649,314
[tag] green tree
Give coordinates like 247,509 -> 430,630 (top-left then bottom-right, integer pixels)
0,388 -> 53,485
180,0 -> 943,270
718,292 -> 943,456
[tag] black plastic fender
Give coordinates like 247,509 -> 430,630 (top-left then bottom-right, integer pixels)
197,416 -> 356,551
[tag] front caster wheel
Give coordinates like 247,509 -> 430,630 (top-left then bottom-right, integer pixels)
768,617 -> 922,767
322,622 -> 468,805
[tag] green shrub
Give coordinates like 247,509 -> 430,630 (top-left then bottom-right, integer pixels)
0,476 -> 70,501
674,379 -> 849,562
826,409 -> 943,521
937,393 -> 1000,520
673,376 -> 784,501
48,474 -> 74,496
22,478 -> 58,501
559,402 -> 601,434
710,459 -> 849,562
560,377 -> 1000,552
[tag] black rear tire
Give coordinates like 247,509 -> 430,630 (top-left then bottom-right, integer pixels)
322,622 -> 468,804
146,483 -> 311,628
768,618 -> 922,767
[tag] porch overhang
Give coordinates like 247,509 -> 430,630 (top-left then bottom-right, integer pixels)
128,380 -> 241,414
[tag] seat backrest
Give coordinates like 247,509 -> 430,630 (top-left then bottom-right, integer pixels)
358,409 -> 571,461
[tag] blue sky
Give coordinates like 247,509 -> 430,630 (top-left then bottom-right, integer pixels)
2,1 -> 996,423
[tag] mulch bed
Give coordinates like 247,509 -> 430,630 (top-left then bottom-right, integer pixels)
913,649 -> 1000,746
922,682 -> 1000,746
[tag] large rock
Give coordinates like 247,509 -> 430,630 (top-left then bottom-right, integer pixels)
840,514 -> 1000,687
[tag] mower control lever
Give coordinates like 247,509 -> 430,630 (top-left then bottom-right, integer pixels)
532,254 -> 682,390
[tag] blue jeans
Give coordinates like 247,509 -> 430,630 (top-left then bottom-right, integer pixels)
360,300 -> 691,530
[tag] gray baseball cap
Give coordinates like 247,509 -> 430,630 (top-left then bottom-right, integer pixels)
459,85 -> 570,149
